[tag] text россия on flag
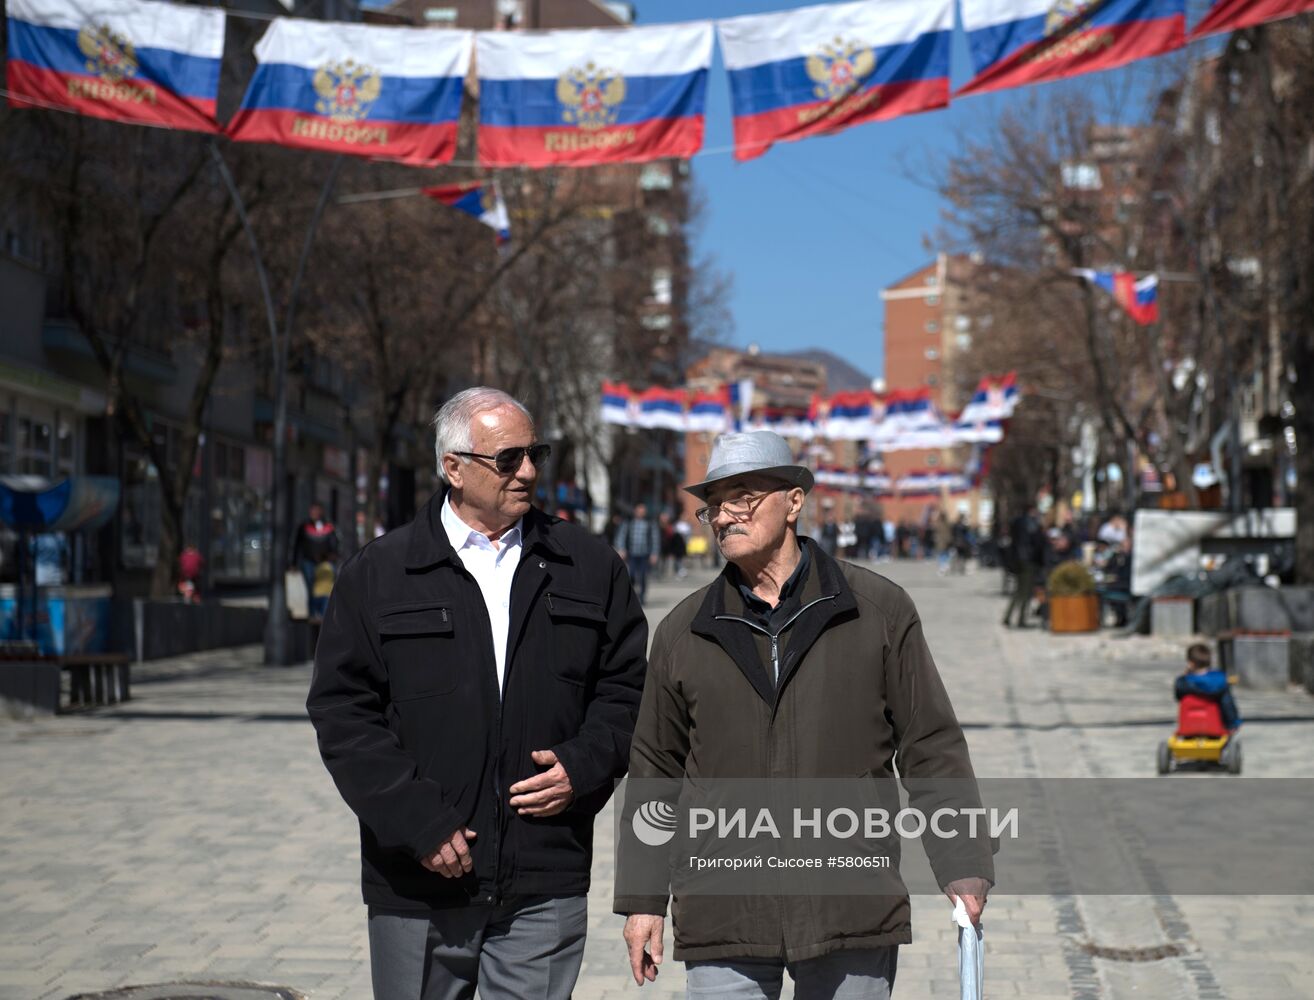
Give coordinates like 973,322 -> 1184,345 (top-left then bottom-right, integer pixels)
958,0 -> 1185,97
226,18 -> 471,165
5,0 -> 224,131
716,0 -> 953,162
475,21 -> 713,168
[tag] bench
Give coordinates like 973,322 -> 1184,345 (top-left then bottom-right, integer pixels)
60,652 -> 132,709
0,652 -> 132,717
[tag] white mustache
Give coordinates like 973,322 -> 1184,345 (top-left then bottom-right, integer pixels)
718,526 -> 748,542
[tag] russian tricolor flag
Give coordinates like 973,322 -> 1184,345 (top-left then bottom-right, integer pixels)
424,182 -> 510,244
717,0 -> 952,162
1190,0 -> 1314,38
227,19 -> 471,166
476,22 -> 713,168
1076,269 -> 1160,325
959,0 -> 1185,98
5,0 -> 223,131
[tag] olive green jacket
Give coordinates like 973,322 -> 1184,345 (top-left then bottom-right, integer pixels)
614,537 -> 993,962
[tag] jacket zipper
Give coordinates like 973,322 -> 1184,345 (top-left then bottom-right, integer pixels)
714,593 -> 837,684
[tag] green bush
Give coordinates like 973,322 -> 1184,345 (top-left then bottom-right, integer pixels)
1047,560 -> 1096,597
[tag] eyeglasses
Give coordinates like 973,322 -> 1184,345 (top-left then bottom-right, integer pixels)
694,486 -> 788,525
454,443 -> 552,475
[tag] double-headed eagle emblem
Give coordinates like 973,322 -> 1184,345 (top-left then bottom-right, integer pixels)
1044,0 -> 1100,36
77,23 -> 138,84
313,59 -> 383,123
806,36 -> 876,103
556,62 -> 626,129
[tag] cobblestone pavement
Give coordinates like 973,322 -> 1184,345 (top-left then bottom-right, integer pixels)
3,560 -> 1313,1000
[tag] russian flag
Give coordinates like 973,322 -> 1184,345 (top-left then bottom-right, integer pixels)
476,22 -> 713,168
688,387 -> 731,433
424,182 -> 510,243
601,381 -> 634,427
227,19 -> 471,166
717,0 -> 952,162
1190,0 -> 1314,38
959,0 -> 1185,98
5,0 -> 223,132
1076,268 -> 1160,324
634,387 -> 687,432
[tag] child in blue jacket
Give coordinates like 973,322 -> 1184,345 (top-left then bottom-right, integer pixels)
1174,642 -> 1241,731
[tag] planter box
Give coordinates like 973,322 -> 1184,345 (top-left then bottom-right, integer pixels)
1220,632 -> 1291,691
1152,597 -> 1194,638
1050,594 -> 1099,633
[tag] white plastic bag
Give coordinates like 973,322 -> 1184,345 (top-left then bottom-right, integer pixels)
285,568 -> 309,621
952,897 -> 984,999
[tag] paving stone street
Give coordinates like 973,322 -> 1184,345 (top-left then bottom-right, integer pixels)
3,559 -> 1314,1000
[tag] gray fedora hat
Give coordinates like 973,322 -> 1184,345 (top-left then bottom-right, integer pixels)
684,431 -> 814,501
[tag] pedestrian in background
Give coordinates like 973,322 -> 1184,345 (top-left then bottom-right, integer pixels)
615,501 -> 659,603
307,387 -> 648,1000
291,500 -> 339,619
1002,503 -> 1045,628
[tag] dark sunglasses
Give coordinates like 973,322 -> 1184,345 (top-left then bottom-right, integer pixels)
454,442 -> 552,475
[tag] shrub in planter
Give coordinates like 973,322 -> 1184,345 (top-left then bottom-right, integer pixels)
1047,560 -> 1099,633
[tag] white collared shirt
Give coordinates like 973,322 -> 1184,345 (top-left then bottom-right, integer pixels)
441,495 -> 523,696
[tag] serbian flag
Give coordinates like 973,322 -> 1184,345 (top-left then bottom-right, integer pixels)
476,22 -> 713,168
5,0 -> 224,131
227,19 -> 471,166
957,372 -> 1019,423
601,381 -> 634,427
1075,269 -> 1160,324
1190,0 -> 1314,38
688,387 -> 731,433
717,0 -> 952,162
634,387 -> 687,432
823,391 -> 881,440
424,183 -> 510,244
958,0 -> 1186,98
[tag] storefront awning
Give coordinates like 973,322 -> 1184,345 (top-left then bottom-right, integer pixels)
0,476 -> 120,532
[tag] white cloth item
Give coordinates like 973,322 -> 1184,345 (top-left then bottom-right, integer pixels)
441,496 -> 523,696
952,897 -> 984,1000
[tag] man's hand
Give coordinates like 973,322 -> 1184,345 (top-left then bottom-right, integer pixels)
623,914 -> 664,985
421,827 -> 477,878
649,553 -> 659,567
944,876 -> 991,927
508,749 -> 575,817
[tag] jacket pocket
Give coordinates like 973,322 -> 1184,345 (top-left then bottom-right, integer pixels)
378,605 -> 458,699
544,591 -> 606,686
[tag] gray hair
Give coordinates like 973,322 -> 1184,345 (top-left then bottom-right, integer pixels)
432,387 -> 534,484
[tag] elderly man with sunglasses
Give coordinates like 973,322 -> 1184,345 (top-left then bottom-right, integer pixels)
615,431 -> 992,1000
308,386 -> 648,1000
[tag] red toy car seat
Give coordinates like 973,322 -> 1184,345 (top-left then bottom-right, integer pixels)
1177,694 -> 1226,737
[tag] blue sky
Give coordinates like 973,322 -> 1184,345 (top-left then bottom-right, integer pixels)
635,1 -> 1206,381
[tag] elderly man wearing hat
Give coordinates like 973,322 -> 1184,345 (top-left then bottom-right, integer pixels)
614,431 -> 993,999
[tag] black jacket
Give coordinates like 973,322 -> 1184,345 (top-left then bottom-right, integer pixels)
307,492 -> 648,911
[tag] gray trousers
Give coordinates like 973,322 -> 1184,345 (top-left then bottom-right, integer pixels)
367,895 -> 588,1000
686,946 -> 898,1000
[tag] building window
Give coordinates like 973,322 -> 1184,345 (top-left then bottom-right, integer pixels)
650,268 -> 672,305
925,320 -> 939,334
926,454 -> 939,467
954,314 -> 971,331
210,440 -> 270,583
956,333 -> 973,351
1062,162 -> 1102,190
17,415 -> 53,477
925,294 -> 939,306
926,374 -> 939,387
924,348 -> 940,361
